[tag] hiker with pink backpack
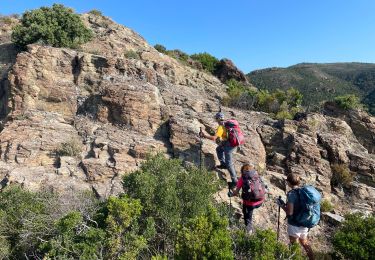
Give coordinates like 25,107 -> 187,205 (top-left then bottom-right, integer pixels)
199,112 -> 245,186
228,162 -> 267,234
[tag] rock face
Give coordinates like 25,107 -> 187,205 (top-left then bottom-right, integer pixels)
215,58 -> 249,84
0,13 -> 374,233
324,101 -> 375,154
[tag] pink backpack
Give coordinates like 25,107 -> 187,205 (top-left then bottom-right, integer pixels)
224,119 -> 245,147
242,170 -> 266,201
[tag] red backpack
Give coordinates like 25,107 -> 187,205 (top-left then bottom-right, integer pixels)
224,119 -> 245,147
241,170 -> 266,201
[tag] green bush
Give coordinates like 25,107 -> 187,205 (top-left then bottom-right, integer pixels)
56,138 -> 82,157
175,206 -> 233,259
333,213 -> 375,259
41,195 -> 148,259
12,4 -> 93,49
123,154 -> 219,257
334,94 -> 362,110
154,44 -> 167,54
331,164 -> 353,188
40,211 -> 106,259
0,16 -> 13,25
223,80 -> 303,119
320,199 -> 334,212
124,50 -> 140,59
88,9 -> 103,16
0,186 -> 59,258
190,52 -> 220,74
222,79 -> 257,109
232,229 -> 305,259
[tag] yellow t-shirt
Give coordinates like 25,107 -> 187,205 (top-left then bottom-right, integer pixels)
215,125 -> 227,141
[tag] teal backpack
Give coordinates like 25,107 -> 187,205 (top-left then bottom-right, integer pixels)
294,185 -> 321,228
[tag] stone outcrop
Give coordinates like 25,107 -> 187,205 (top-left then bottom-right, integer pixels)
214,58 -> 249,84
324,101 -> 375,154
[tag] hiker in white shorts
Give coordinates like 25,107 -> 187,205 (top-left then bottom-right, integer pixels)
279,173 -> 314,260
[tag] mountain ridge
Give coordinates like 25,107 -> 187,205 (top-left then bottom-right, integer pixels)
247,62 -> 375,114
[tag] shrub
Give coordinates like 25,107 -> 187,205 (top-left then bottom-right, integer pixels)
12,4 -> 93,49
222,79 -> 257,109
123,154 -> 219,257
334,94 -> 362,110
333,213 -> 375,259
223,80 -> 303,119
0,186 -> 59,258
40,211 -> 106,259
154,44 -> 167,54
175,206 -> 233,259
168,49 -> 190,63
320,199 -> 334,212
88,9 -> 102,16
331,164 -> 353,188
232,229 -> 305,259
124,50 -> 140,59
190,52 -> 220,74
41,195 -> 148,259
0,16 -> 13,25
56,138 -> 82,157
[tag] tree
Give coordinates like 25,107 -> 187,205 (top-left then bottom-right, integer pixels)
190,52 -> 219,74
334,94 -> 362,110
12,4 -> 93,49
154,44 -> 167,54
333,213 -> 375,259
0,186 -> 59,258
232,229 -> 304,259
175,206 -> 233,259
123,154 -> 219,257
40,196 -> 148,259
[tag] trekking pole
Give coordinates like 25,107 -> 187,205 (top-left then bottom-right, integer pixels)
229,194 -> 232,226
199,127 -> 203,169
277,196 -> 281,241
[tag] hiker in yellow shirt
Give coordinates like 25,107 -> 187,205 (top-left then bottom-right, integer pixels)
199,112 -> 238,185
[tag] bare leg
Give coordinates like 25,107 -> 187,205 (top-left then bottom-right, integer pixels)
299,238 -> 314,260
289,236 -> 314,260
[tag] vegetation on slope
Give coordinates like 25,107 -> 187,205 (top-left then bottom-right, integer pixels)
0,155 -> 306,259
223,79 -> 303,119
247,63 -> 375,114
11,4 -> 93,49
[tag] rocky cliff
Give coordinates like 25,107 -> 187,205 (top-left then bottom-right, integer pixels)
0,13 -> 374,247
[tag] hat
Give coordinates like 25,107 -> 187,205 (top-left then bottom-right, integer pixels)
215,112 -> 224,120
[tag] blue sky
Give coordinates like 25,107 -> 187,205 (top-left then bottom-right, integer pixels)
1,0 -> 375,72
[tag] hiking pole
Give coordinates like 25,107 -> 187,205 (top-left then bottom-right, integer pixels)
277,196 -> 281,241
199,127 -> 203,169
229,194 -> 233,226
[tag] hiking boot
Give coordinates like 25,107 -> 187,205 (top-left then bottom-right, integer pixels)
246,224 -> 253,235
216,164 -> 227,169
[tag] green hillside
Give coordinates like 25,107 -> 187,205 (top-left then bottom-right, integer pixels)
247,63 -> 375,114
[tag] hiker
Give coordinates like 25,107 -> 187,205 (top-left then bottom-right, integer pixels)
199,112 -> 244,185
277,173 -> 319,260
228,163 -> 266,234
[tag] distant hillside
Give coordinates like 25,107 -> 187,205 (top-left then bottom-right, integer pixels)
247,63 -> 375,114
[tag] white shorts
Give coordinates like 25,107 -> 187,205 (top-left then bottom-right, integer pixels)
287,224 -> 309,239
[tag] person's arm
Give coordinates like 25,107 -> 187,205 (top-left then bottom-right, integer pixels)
285,202 -> 294,216
280,191 -> 295,216
200,126 -> 221,141
228,178 -> 242,197
200,131 -> 216,141
232,186 -> 241,196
